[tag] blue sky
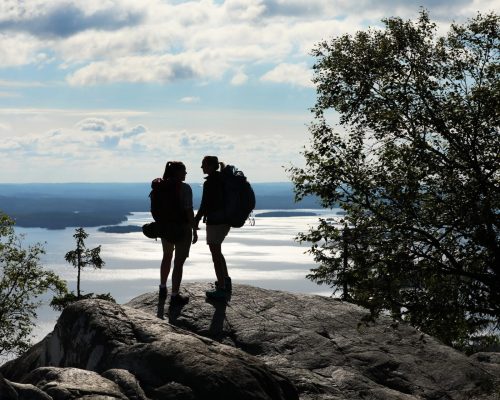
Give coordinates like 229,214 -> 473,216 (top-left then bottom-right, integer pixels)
0,0 -> 496,183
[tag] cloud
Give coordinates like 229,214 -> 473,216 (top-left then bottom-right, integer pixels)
0,106 -> 313,182
180,96 -> 200,104
231,70 -> 248,86
76,118 -> 109,131
260,63 -> 314,88
0,118 -> 149,158
0,1 -> 145,38
123,125 -> 146,138
259,0 -> 325,18
66,54 -> 201,85
178,132 -> 236,152
0,33 -> 43,67
99,135 -> 121,149
1,0 -> 492,88
223,0 -> 267,21
71,118 -> 148,149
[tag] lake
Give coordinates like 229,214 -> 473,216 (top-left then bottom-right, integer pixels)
13,209 -> 342,346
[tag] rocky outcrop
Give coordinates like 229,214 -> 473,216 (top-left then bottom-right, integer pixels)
127,283 -> 500,400
0,295 -> 297,400
1,282 -> 499,400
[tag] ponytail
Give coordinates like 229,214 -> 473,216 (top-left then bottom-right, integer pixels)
163,161 -> 186,180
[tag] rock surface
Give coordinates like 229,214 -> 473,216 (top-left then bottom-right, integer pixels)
128,283 -> 500,400
0,295 -> 297,400
1,282 -> 499,400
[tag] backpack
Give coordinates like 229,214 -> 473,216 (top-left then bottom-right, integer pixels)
150,178 -> 184,223
219,165 -> 256,228
145,178 -> 185,242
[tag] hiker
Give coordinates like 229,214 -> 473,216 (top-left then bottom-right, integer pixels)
195,156 -> 232,300
157,161 -> 197,306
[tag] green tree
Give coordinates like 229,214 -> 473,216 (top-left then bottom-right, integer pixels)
0,212 -> 66,357
51,228 -> 114,311
65,227 -> 104,297
291,11 -> 499,351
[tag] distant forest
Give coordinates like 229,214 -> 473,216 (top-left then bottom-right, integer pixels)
0,182 -> 321,229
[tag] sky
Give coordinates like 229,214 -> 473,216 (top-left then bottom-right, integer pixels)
0,0 -> 497,183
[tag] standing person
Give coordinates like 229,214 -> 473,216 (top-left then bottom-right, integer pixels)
157,161 -> 198,306
194,156 -> 232,300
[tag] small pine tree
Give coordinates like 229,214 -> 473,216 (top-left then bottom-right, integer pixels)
51,228 -> 114,311
65,228 -> 104,298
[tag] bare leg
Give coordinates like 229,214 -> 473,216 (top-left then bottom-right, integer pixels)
161,240 -> 174,286
209,243 -> 225,286
220,253 -> 228,279
171,257 -> 186,294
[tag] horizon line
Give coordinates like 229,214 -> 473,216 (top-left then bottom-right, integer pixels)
0,181 -> 294,185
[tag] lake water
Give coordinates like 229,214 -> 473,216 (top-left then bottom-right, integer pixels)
13,209 -> 342,346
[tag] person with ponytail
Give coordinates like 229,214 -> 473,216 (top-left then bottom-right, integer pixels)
158,161 -> 197,306
194,156 -> 232,300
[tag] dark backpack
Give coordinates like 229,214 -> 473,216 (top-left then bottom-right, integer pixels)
144,178 -> 185,242
219,165 -> 256,228
150,178 -> 184,223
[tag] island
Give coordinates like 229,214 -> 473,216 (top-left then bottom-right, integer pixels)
98,225 -> 143,234
255,211 -> 318,218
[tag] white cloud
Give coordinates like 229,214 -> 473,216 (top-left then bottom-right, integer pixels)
223,0 -> 267,21
0,0 -> 145,38
0,118 -> 149,159
0,0 -> 493,88
231,70 -> 249,86
180,96 -> 200,104
66,53 -> 210,86
0,33 -> 43,67
76,118 -> 109,131
260,62 -> 314,88
0,109 -> 309,182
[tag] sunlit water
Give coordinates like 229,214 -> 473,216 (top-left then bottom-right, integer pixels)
12,210 -> 342,348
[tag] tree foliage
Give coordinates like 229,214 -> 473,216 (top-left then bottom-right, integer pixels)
0,212 -> 66,357
51,227 -> 114,311
291,11 -> 499,351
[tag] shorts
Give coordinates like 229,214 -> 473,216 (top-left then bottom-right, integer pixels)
161,224 -> 192,261
206,224 -> 230,245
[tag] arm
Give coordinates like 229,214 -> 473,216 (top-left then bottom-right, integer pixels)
185,207 -> 198,244
194,182 -> 207,227
184,184 -> 198,243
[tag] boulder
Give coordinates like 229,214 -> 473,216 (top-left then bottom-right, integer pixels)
127,283 -> 500,400
1,282 -> 499,400
0,297 -> 297,400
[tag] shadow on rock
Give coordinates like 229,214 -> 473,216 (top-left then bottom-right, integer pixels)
156,297 -> 166,319
205,298 -> 228,339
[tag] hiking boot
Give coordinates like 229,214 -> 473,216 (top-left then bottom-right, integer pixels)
170,293 -> 189,307
224,276 -> 232,293
159,286 -> 167,300
206,287 -> 228,301
214,277 -> 232,293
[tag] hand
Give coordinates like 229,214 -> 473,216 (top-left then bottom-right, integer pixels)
192,230 -> 198,244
